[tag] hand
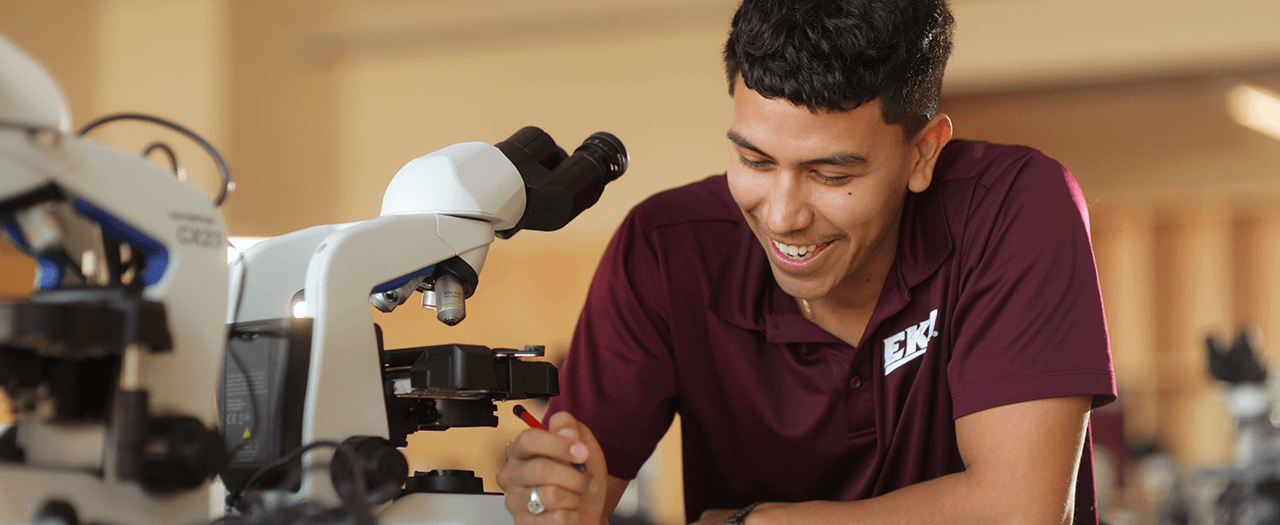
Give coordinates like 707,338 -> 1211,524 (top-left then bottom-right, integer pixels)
497,411 -> 608,524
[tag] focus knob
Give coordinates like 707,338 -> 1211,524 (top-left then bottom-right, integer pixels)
330,436 -> 409,504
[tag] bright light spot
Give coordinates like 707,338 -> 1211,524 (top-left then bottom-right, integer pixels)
291,300 -> 308,318
227,236 -> 267,264
1227,84 -> 1280,142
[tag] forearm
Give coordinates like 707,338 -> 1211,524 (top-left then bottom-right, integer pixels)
705,397 -> 1091,525
744,469 -> 1071,525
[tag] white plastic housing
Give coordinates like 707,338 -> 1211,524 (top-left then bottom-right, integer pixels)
0,33 -> 71,132
380,142 -> 526,230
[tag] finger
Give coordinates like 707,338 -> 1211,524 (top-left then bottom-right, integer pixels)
547,509 -> 581,525
531,485 -> 586,513
545,413 -> 592,466
503,489 -> 583,525
496,456 -> 589,498
502,457 -> 592,494
557,415 -> 606,485
507,426 -> 588,467
571,418 -> 601,460
497,458 -> 591,499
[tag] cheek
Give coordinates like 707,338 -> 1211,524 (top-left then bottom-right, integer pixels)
818,187 -> 898,234
725,167 -> 762,210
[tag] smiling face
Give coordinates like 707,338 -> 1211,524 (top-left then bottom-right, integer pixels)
726,78 -> 943,309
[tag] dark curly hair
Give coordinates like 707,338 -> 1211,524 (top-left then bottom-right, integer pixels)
724,0 -> 954,135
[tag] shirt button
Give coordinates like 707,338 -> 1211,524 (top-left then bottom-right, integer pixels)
849,376 -> 863,390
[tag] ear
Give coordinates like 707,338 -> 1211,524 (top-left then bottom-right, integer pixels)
907,114 -> 953,194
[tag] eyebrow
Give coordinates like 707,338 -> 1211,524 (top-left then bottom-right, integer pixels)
726,130 -> 868,168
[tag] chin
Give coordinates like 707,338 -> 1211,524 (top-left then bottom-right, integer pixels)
770,266 -> 830,301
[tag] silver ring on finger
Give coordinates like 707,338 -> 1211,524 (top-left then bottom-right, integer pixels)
528,487 -> 546,515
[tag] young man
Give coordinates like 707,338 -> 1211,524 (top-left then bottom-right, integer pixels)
497,1 -> 1116,524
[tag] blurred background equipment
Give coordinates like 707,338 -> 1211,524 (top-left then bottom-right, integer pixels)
1197,330 -> 1280,525
1145,330 -> 1280,525
0,30 -> 229,525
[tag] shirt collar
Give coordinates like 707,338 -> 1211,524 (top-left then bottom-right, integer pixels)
708,176 -> 953,345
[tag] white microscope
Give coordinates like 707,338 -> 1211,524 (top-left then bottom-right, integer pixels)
221,124 -> 626,525
0,32 -> 230,525
222,126 -> 626,525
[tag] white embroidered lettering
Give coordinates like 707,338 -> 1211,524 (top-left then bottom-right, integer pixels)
883,332 -> 905,364
884,309 -> 939,376
904,322 -> 929,354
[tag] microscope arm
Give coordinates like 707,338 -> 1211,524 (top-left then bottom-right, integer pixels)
231,212 -> 494,507
303,213 -> 492,440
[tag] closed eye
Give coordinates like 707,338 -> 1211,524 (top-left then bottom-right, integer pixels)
739,155 -> 771,169
813,171 -> 852,185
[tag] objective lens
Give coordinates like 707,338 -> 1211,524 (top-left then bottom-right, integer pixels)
434,274 -> 466,326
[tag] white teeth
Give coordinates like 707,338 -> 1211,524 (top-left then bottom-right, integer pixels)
772,240 -> 822,259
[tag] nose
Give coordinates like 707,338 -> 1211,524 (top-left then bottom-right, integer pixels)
758,171 -> 812,236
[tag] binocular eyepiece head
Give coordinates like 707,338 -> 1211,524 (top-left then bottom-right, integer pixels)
495,127 -> 629,238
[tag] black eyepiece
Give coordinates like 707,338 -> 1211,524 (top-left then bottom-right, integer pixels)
576,132 -> 628,183
495,127 -> 629,238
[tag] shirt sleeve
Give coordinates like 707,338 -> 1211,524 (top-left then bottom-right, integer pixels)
947,152 -> 1117,419
545,206 -> 678,480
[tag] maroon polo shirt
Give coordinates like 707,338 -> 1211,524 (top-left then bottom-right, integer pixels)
547,140 -> 1117,523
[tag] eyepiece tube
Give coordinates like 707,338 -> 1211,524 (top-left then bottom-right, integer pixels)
495,129 -> 629,237
499,126 -> 566,171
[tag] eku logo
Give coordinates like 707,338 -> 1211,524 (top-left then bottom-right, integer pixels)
883,309 -> 938,375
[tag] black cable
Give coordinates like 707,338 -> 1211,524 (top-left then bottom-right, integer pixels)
221,246 -> 261,511
221,246 -> 261,509
223,245 -> 256,459
234,440 -> 378,525
241,441 -> 339,494
141,141 -> 180,176
338,439 -> 376,525
230,245 -> 248,326
222,340 -> 261,475
76,113 -> 233,207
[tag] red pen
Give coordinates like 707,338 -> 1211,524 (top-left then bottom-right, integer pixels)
513,404 -> 587,472
513,404 -> 548,431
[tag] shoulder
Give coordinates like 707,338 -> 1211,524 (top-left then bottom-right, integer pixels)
930,140 -> 1086,233
934,140 -> 1068,191
589,175 -> 758,322
624,175 -> 744,233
